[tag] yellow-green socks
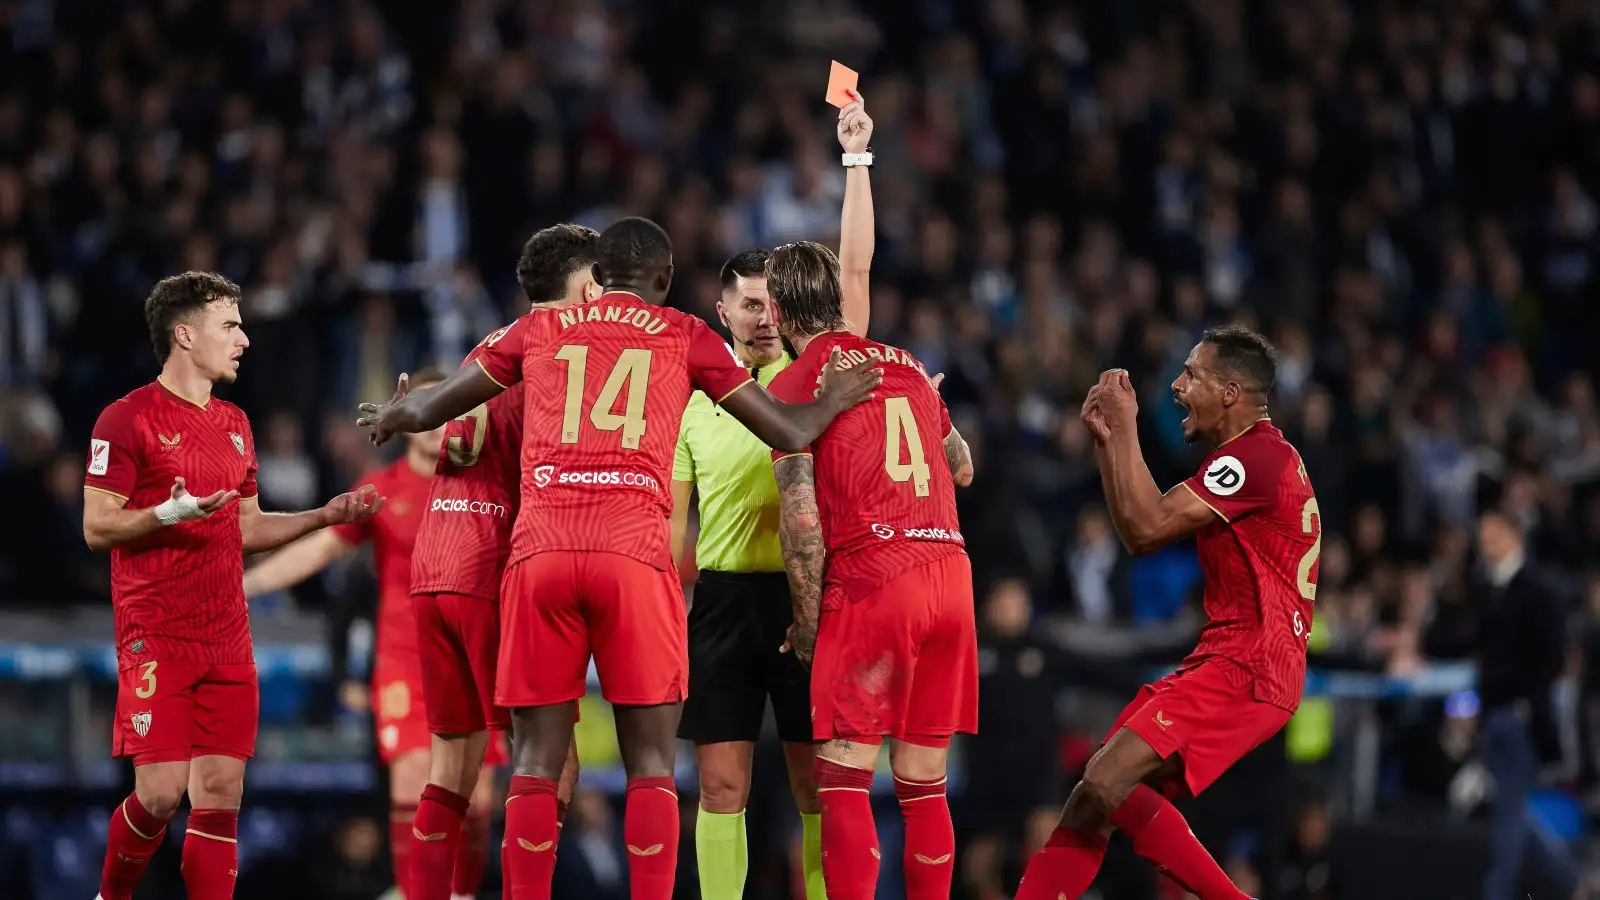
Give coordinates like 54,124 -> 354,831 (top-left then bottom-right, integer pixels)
801,811 -> 827,900
696,807 -> 747,900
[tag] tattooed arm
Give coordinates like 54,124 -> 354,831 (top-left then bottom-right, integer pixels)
944,427 -> 974,487
774,453 -> 825,667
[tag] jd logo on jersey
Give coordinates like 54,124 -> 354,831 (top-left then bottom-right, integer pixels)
1202,455 -> 1245,496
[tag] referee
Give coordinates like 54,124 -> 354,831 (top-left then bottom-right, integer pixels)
670,95 -> 877,900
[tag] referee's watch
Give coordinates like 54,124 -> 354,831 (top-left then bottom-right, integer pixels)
841,151 -> 873,168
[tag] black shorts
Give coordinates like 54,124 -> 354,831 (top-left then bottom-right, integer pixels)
678,571 -> 814,744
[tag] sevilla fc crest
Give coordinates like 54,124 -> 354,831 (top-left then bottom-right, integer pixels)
229,433 -> 245,455
131,712 -> 152,738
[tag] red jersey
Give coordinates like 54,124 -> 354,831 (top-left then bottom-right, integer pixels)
85,381 -> 259,666
766,332 -> 965,603
475,291 -> 752,571
331,457 -> 431,667
411,330 -> 524,601
1178,419 -> 1319,710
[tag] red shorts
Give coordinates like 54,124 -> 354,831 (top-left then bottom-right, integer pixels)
1107,657 -> 1293,797
415,592 -> 512,735
811,553 -> 978,742
498,551 -> 687,707
374,657 -> 511,767
113,660 -> 258,765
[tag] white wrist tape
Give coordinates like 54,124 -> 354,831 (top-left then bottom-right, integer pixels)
154,493 -> 206,526
841,151 -> 874,168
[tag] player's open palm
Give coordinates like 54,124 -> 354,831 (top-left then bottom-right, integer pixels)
837,90 -> 873,154
781,620 -> 818,668
173,477 -> 239,518
322,484 -> 385,524
815,347 -> 882,412
356,373 -> 412,446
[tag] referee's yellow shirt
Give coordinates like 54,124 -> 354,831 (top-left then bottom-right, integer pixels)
673,355 -> 791,574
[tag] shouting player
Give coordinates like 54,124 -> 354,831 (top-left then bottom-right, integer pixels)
763,241 -> 977,900
86,272 -> 383,900
1016,327 -> 1316,900
669,91 -> 876,900
242,368 -> 507,898
405,223 -> 600,900
356,217 -> 883,900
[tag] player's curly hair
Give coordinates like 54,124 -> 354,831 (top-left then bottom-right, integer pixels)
1201,324 -> 1277,397
595,217 -> 673,282
720,248 -> 771,291
766,241 -> 846,337
516,224 -> 601,305
144,271 -> 242,363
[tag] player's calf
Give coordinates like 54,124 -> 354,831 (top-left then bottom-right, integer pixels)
101,763 -> 186,900
815,742 -> 880,900
504,704 -> 577,900
891,738 -> 955,900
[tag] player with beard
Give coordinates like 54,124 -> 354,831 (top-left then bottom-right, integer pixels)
88,272 -> 383,900
668,91 -> 876,900
1016,326 -> 1316,900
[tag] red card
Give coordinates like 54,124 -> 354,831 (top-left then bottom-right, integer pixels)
825,60 -> 859,108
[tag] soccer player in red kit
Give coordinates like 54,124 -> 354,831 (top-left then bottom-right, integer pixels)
406,224 -> 601,900
242,368 -> 509,898
357,217 -> 882,900
85,272 -> 383,900
1016,326 -> 1317,900
761,241 -> 977,900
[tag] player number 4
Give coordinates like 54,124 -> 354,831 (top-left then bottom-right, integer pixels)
555,345 -> 652,449
884,396 -> 931,497
447,404 -> 490,467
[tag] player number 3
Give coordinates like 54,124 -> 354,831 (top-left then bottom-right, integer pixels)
555,345 -> 652,449
883,396 -> 931,497
133,661 -> 158,699
447,404 -> 491,467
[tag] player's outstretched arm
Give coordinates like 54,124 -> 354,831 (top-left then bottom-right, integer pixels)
358,368 -> 504,446
82,477 -> 239,552
719,348 -> 882,451
239,487 -> 383,554
944,427 -> 974,487
773,454 -> 824,667
242,529 -> 356,598
837,91 -> 874,336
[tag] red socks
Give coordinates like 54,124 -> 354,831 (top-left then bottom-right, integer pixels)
452,811 -> 491,897
182,808 -> 239,900
99,794 -> 171,900
623,775 -> 680,900
408,784 -> 469,900
816,757 -> 879,900
1109,784 -> 1249,900
504,774 -> 560,900
1015,827 -> 1108,900
895,775 -> 954,900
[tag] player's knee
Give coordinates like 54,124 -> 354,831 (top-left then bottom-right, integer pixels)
698,766 -> 751,814
189,768 -> 244,810
888,743 -> 948,785
136,781 -> 187,819
1078,756 -> 1133,815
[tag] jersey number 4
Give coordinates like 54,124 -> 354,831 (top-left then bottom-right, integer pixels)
884,396 -> 931,497
555,345 -> 652,449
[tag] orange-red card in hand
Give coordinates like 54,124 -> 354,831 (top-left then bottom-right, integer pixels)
825,61 -> 859,108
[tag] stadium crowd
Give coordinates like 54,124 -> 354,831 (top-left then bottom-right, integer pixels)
4,0 -> 1600,897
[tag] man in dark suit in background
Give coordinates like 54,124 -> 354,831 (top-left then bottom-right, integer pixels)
1475,509 -> 1583,900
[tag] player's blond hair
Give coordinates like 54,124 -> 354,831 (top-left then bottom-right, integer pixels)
766,241 -> 845,337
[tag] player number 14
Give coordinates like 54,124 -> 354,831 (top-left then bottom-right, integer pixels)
883,396 -> 931,497
554,345 -> 652,449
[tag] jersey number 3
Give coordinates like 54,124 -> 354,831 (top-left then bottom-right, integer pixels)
884,396 -> 931,497
555,345 -> 652,449
446,404 -> 490,467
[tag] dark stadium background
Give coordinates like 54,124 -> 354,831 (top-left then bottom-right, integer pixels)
2,0 -> 1600,897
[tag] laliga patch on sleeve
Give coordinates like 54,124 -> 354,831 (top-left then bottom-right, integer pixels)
1202,455 -> 1245,496
88,439 -> 110,475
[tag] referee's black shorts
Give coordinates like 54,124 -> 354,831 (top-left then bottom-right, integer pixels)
677,570 -> 814,744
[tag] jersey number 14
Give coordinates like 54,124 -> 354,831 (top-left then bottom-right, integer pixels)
555,345 -> 652,449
